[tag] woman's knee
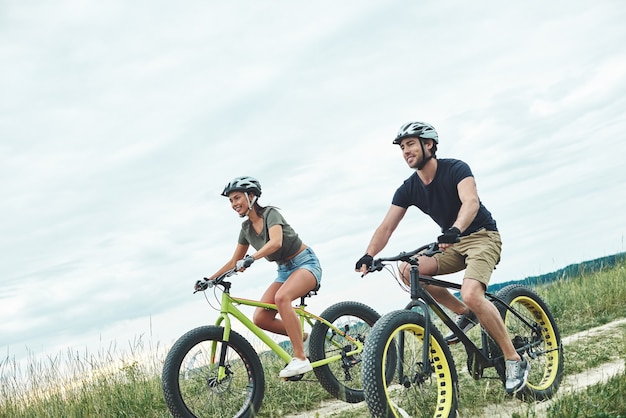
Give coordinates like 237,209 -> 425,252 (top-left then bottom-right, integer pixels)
273,292 -> 290,308
274,288 -> 304,311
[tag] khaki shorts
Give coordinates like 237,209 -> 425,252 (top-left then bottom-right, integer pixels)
434,229 -> 502,287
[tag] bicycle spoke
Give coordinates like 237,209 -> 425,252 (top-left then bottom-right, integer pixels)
310,301 -> 381,403
363,310 -> 458,418
162,326 -> 264,418
492,285 -> 564,401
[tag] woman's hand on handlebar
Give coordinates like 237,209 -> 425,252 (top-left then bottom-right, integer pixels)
235,255 -> 255,272
194,278 -> 210,292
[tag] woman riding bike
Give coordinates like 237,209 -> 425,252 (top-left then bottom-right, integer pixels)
198,176 -> 322,378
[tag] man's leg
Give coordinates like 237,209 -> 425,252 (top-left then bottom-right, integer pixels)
460,278 -> 520,361
400,256 -> 468,314
461,278 -> 531,393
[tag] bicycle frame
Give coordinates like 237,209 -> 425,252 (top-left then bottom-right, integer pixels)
361,244 -> 565,416
208,279 -> 365,380
370,243 -> 537,378
384,247 -> 538,378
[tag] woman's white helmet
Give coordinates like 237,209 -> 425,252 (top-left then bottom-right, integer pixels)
222,176 -> 262,218
393,121 -> 439,145
221,176 -> 262,197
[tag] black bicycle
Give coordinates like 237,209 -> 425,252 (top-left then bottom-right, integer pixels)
361,242 -> 564,418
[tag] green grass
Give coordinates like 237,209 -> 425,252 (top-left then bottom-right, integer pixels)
537,263 -> 626,335
0,339 -> 170,418
546,368 -> 626,417
1,261 -> 625,417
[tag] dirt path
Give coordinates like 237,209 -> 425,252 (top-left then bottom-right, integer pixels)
485,317 -> 626,418
285,318 -> 626,418
483,359 -> 625,417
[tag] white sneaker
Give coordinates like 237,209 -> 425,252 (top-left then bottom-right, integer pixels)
505,358 -> 531,394
279,357 -> 312,378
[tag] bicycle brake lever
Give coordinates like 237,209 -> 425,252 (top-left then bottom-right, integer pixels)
368,260 -> 384,274
421,243 -> 442,257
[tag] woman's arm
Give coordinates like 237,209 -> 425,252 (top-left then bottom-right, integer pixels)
207,243 -> 249,280
250,224 -> 283,260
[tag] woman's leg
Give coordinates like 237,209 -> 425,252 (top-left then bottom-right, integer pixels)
253,282 -> 285,334
274,269 -> 317,360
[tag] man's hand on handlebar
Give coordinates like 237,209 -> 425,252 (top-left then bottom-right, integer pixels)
355,254 -> 373,277
437,227 -> 461,250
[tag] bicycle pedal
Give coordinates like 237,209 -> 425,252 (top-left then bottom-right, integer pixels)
282,374 -> 304,382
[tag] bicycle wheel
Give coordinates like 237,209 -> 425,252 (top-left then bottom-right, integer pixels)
490,284 -> 564,401
309,301 -> 388,403
162,326 -> 264,418
363,309 -> 458,418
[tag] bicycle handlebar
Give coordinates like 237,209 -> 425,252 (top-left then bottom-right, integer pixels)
369,242 -> 441,272
194,268 -> 238,293
197,243 -> 441,290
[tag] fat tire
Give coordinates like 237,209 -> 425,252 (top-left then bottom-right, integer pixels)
309,301 -> 384,403
162,326 -> 264,418
363,309 -> 458,418
490,284 -> 564,401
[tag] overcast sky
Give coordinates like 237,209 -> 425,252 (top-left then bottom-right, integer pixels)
2,1 -> 625,368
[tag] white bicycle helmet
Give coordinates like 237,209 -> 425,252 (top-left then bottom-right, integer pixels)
221,176 -> 262,197
393,121 -> 439,145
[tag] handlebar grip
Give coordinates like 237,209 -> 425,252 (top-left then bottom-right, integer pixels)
371,260 -> 384,272
194,279 -> 209,292
243,256 -> 254,268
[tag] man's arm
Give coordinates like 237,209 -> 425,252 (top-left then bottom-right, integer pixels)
358,205 -> 407,275
452,176 -> 480,233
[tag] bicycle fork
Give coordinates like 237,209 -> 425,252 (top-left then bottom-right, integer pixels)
398,299 -> 435,390
212,313 -> 233,382
396,272 -> 435,387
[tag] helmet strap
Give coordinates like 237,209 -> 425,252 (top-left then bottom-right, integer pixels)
416,139 -> 433,170
242,194 -> 258,218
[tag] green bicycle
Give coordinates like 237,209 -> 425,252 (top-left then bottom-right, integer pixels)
161,267 -> 389,418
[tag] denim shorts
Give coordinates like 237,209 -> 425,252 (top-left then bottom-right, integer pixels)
275,247 -> 322,286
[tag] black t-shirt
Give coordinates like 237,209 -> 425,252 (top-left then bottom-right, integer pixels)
391,158 -> 497,235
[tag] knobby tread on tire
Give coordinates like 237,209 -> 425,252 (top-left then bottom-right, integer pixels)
162,326 -> 264,418
489,284 -> 564,401
363,309 -> 458,418
308,301 -> 384,403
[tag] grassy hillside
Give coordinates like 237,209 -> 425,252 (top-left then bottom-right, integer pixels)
1,258 -> 625,417
488,251 -> 626,293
